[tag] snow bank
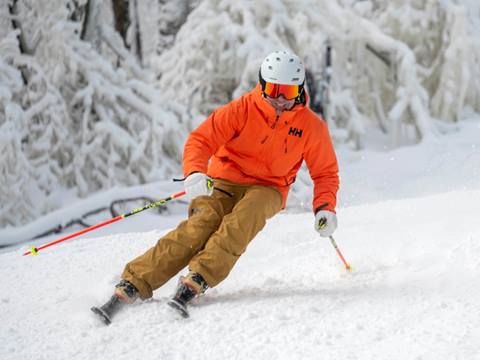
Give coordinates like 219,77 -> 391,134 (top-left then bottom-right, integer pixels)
0,180 -> 186,248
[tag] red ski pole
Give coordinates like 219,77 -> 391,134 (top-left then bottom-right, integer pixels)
328,235 -> 351,271
318,217 -> 352,271
23,190 -> 186,256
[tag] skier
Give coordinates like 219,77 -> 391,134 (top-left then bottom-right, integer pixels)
92,50 -> 339,324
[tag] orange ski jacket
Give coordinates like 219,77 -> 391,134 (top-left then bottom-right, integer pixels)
183,85 -> 339,213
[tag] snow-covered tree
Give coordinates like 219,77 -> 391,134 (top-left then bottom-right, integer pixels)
152,0 -> 480,147
1,0 -> 480,226
0,1 -> 184,227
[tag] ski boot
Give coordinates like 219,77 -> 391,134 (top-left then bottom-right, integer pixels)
167,271 -> 208,318
91,280 -> 139,325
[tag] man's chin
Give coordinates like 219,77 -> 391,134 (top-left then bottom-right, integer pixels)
264,98 -> 293,112
277,105 -> 293,112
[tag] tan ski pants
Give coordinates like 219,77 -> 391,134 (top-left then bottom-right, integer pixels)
121,179 -> 283,299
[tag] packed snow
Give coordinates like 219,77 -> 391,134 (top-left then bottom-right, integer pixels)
1,117 -> 479,360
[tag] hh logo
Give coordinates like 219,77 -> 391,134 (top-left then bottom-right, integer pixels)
288,127 -> 303,138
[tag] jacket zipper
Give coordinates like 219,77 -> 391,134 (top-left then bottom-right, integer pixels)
260,115 -> 278,146
271,115 -> 279,129
259,115 -> 281,173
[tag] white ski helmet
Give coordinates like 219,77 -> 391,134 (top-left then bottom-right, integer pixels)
260,50 -> 305,85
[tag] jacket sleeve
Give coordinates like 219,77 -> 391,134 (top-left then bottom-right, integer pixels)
183,100 -> 243,176
303,118 -> 339,213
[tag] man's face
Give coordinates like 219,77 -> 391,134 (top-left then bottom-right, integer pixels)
264,94 -> 296,112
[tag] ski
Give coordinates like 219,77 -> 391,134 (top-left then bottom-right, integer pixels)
91,306 -> 113,325
91,295 -> 125,325
167,298 -> 190,318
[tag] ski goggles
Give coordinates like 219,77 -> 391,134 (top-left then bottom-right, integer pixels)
263,82 -> 300,100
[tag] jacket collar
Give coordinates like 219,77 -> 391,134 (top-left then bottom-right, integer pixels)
251,84 -> 307,127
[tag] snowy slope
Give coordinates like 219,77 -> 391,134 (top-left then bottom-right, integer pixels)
1,118 -> 480,360
1,191 -> 480,360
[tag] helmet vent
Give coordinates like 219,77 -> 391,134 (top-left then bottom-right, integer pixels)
260,50 -> 305,85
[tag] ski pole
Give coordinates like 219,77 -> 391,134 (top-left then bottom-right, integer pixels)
23,190 -> 186,256
328,235 -> 351,271
318,217 -> 351,271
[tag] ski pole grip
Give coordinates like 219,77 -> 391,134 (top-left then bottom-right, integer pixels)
318,218 -> 327,230
315,202 -> 329,230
